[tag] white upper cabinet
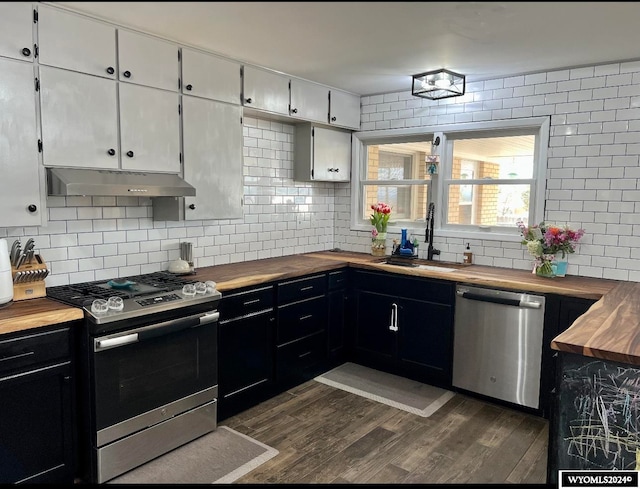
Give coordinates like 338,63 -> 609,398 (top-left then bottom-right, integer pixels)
294,124 -> 351,182
181,96 -> 243,219
0,2 -> 35,62
119,83 -> 181,173
181,48 -> 240,105
37,4 -> 117,79
117,29 -> 179,92
39,66 -> 119,170
289,78 -> 329,124
329,89 -> 361,130
242,65 -> 289,115
0,58 -> 44,226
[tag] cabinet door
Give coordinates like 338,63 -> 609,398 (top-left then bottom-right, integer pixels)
242,65 -> 289,115
218,310 -> 274,420
327,288 -> 347,361
0,58 -> 43,227
119,83 -> 180,173
182,96 -> 243,218
289,78 -> 329,123
118,29 -> 179,92
329,89 -> 360,130
313,127 -> 351,181
0,363 -> 73,484
39,66 -> 119,169
181,48 -> 240,104
0,2 -> 34,62
354,290 -> 397,366
37,4 -> 117,78
397,297 -> 453,385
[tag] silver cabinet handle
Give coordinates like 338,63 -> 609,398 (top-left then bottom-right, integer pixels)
389,303 -> 398,331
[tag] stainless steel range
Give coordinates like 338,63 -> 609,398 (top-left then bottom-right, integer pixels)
47,272 -> 222,483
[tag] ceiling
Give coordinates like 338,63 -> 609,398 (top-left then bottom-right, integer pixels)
52,1 -> 640,96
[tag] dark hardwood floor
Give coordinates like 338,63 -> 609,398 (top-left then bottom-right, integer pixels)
221,379 -> 549,484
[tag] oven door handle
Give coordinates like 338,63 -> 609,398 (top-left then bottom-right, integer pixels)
94,311 -> 220,352
95,333 -> 139,351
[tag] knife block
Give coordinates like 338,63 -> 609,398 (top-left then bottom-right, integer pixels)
12,255 -> 48,301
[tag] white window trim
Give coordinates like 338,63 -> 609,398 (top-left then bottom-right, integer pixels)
351,117 -> 550,242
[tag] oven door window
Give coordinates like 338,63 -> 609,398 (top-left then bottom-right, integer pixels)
93,323 -> 216,431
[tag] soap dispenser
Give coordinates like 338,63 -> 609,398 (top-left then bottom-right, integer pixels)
463,243 -> 473,264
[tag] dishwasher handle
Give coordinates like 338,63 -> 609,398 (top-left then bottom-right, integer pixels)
457,290 -> 542,309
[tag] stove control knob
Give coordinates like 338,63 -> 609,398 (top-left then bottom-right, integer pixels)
182,283 -> 196,297
195,282 -> 207,294
205,281 -> 217,293
91,299 -> 109,315
108,296 -> 124,311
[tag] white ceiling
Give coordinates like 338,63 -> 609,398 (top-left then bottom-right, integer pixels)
52,1 -> 640,96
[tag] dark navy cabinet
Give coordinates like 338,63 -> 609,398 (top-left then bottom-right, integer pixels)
217,284 -> 275,421
351,270 -> 455,388
0,324 -> 76,484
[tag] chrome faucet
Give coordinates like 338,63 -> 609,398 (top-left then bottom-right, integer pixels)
425,202 -> 440,260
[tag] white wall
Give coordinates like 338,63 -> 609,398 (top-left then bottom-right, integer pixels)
0,117 -> 335,286
335,60 -> 640,282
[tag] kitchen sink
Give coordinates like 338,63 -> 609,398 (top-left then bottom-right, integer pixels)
415,264 -> 457,273
382,256 -> 469,272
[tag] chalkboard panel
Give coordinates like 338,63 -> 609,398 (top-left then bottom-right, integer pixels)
557,352 -> 640,471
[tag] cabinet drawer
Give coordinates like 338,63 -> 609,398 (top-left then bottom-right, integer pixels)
219,285 -> 274,319
0,328 -> 70,377
353,270 -> 454,304
328,270 -> 347,290
276,331 -> 325,379
278,274 -> 326,304
277,296 -> 326,345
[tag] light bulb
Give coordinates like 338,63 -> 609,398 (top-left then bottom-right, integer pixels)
434,77 -> 452,88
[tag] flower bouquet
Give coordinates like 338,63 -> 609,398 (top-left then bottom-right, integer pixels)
517,221 -> 585,277
370,202 -> 391,256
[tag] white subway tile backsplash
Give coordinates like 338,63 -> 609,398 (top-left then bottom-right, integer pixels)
7,58 -> 640,285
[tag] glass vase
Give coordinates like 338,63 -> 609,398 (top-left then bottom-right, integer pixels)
554,252 -> 568,277
535,258 -> 556,278
371,232 -> 387,256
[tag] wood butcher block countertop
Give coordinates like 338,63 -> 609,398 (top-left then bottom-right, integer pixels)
0,251 -> 627,363
551,281 -> 640,365
0,298 -> 84,336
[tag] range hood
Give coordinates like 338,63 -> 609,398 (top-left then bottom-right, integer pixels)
46,168 -> 196,197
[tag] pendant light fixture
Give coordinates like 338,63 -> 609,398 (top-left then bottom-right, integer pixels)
412,68 -> 465,100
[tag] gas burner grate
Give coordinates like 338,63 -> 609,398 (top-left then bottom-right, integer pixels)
46,271 -> 199,308
123,271 -> 196,288
46,285 -> 130,308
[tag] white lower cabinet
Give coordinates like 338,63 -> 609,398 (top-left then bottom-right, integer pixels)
294,124 -> 351,182
39,65 -> 119,169
119,83 -> 180,173
0,58 -> 44,226
154,96 -> 243,220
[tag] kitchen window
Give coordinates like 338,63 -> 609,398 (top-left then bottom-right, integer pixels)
351,117 -> 550,241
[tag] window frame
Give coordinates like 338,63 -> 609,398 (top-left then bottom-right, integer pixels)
352,132 -> 434,234
351,117 -> 550,242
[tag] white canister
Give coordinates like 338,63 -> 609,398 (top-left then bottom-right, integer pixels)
0,239 -> 13,305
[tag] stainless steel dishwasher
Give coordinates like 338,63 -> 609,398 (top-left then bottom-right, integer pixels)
452,284 -> 545,410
